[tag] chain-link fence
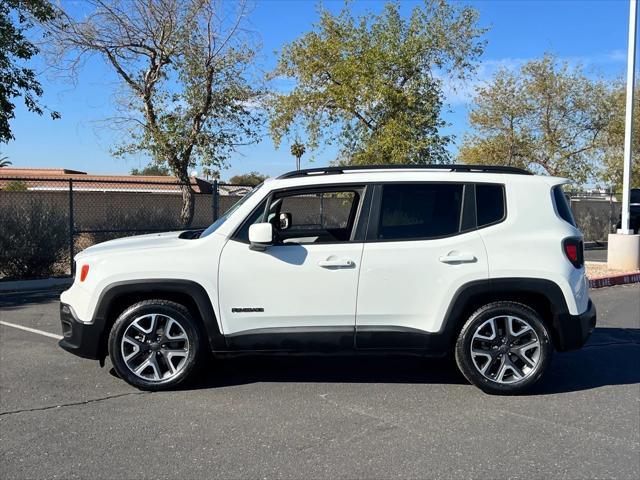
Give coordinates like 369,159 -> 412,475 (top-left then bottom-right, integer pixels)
0,177 -> 252,280
0,175 -> 626,280
568,191 -> 623,244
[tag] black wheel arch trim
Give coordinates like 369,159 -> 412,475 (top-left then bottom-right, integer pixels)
92,279 -> 227,354
438,277 -> 591,352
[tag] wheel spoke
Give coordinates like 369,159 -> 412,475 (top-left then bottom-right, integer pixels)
161,349 -> 186,374
496,355 -> 508,382
164,318 -> 187,341
471,348 -> 494,373
511,339 -> 540,368
505,356 -> 524,379
134,354 -> 157,378
516,338 -> 540,352
122,338 -> 142,361
474,318 -> 497,341
507,316 -> 531,337
511,349 -> 534,368
149,314 -> 159,335
147,354 -> 161,380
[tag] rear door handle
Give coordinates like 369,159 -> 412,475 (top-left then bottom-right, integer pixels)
318,258 -> 355,268
439,253 -> 477,264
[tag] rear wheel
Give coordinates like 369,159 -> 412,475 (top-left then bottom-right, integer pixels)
455,301 -> 553,394
108,299 -> 204,391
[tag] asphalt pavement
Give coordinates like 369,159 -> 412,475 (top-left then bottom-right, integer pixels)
1,285 -> 639,479
585,247 -> 608,263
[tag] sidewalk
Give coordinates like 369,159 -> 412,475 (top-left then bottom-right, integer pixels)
0,277 -> 72,294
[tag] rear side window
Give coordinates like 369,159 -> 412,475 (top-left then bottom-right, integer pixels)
552,186 -> 576,226
476,184 -> 505,227
378,183 -> 463,240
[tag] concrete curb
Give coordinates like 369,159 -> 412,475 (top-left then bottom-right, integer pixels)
0,277 -> 73,293
588,272 -> 640,289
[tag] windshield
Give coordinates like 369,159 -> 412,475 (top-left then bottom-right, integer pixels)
199,183 -> 263,238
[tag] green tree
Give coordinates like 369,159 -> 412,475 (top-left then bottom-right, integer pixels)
228,171 -> 269,186
269,0 -> 486,165
0,0 -> 60,143
131,163 -> 170,176
47,0 -> 262,227
0,156 -> 12,167
458,54 -> 615,184
600,85 -> 640,191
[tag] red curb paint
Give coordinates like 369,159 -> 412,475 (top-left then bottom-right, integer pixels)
588,272 -> 640,289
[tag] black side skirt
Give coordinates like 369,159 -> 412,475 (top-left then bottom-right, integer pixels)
223,326 -> 446,355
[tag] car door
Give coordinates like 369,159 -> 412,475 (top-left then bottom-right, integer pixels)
218,185 -> 370,350
355,182 -> 489,349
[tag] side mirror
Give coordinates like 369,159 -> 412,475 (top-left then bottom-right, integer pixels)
279,212 -> 292,230
249,223 -> 273,251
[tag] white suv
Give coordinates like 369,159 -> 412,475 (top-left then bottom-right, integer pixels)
59,165 -> 596,394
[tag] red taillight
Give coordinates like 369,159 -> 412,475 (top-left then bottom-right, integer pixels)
80,264 -> 89,282
563,238 -> 583,268
565,244 -> 578,262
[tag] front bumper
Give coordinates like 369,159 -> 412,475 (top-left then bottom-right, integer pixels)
59,303 -> 104,360
554,299 -> 597,351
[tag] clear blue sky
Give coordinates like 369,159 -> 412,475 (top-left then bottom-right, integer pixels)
2,0 -> 635,179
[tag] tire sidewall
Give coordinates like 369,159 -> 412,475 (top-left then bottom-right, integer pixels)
108,301 -> 201,391
455,302 -> 553,395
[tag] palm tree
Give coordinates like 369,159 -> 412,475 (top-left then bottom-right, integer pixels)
0,156 -> 12,167
290,142 -> 305,171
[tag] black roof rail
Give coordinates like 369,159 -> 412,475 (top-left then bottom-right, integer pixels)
277,164 -> 532,179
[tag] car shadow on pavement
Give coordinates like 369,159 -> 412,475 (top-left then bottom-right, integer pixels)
189,327 -> 640,394
191,355 -> 467,388
532,327 -> 640,395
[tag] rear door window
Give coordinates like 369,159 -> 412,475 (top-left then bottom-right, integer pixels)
377,183 -> 464,240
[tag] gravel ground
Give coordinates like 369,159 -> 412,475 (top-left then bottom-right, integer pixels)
585,260 -> 640,278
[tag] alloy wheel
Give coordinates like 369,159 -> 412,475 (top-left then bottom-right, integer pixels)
120,313 -> 190,382
469,315 -> 541,384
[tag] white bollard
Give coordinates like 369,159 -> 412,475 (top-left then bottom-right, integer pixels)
607,233 -> 640,270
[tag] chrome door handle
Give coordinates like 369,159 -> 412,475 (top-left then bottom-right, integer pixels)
439,253 -> 477,264
317,258 -> 355,268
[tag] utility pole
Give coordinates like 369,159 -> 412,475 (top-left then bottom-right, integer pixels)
620,0 -> 637,234
609,0 -> 640,270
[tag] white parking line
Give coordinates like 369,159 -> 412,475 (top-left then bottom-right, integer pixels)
0,321 -> 63,340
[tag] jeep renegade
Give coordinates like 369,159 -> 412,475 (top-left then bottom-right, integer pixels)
59,165 -> 596,394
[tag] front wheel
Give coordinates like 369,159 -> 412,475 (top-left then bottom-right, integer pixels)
455,301 -> 553,395
108,299 -> 204,391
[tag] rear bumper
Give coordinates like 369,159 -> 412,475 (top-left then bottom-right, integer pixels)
554,299 -> 596,351
58,303 -> 103,360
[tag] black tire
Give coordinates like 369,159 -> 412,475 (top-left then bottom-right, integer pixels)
454,301 -> 553,395
108,299 -> 205,391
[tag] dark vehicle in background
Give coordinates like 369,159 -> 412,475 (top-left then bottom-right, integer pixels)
616,188 -> 640,233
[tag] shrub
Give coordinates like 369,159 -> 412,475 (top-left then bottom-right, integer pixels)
0,200 -> 69,279
3,180 -> 28,191
88,208 -> 182,245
